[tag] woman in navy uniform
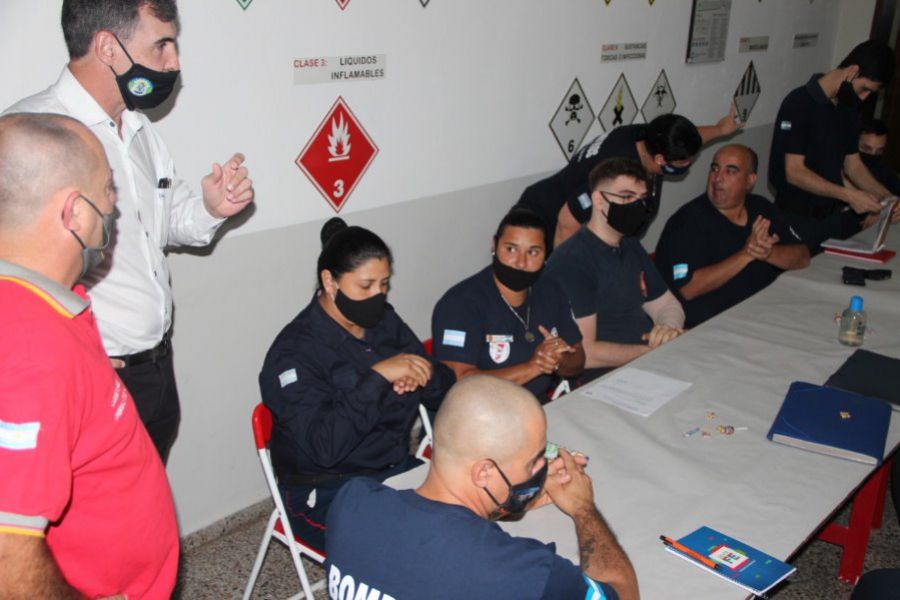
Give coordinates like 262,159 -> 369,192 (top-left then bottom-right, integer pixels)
431,208 -> 585,402
259,218 -> 454,551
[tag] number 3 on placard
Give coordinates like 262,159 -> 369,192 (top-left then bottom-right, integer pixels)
333,179 -> 345,198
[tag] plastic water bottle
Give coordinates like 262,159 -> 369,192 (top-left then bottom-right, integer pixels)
838,296 -> 867,347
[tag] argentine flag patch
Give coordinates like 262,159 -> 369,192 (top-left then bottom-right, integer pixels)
442,329 -> 466,348
0,420 -> 41,451
279,368 -> 298,388
583,574 -> 607,600
577,192 -> 592,210
673,263 -> 689,281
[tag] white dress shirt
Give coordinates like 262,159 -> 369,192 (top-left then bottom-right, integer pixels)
5,67 -> 224,356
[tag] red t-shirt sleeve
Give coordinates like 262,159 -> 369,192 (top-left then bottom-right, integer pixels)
0,322 -> 74,534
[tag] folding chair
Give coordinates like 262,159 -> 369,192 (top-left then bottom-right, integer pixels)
414,338 -> 438,460
243,404 -> 326,600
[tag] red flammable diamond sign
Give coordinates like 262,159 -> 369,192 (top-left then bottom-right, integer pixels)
335,0 -> 351,9
296,97 -> 378,213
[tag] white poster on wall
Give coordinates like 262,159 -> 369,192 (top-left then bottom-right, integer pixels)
549,78 -> 595,160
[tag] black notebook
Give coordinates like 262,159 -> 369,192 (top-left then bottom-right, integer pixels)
825,350 -> 900,411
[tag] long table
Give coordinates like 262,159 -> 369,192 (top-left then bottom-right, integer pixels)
388,253 -> 900,599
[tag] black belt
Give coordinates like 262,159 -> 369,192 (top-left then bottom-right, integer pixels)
278,467 -> 380,487
111,334 -> 171,368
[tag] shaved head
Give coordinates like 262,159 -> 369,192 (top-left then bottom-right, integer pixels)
0,113 -> 101,232
433,376 -> 546,468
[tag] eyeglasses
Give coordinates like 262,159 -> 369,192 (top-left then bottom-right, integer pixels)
599,190 -> 651,209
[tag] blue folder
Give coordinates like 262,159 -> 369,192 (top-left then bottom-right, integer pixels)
767,381 -> 891,465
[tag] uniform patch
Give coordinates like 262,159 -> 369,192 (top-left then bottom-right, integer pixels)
279,368 -> 298,388
0,420 -> 41,451
442,329 -> 466,348
673,263 -> 689,281
489,341 -> 511,364
485,334 -> 513,344
780,120 -> 792,131
583,574 -> 607,600
576,192 -> 592,210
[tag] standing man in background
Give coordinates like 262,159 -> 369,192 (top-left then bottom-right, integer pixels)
768,40 -> 896,249
516,108 -> 743,253
5,0 -> 255,463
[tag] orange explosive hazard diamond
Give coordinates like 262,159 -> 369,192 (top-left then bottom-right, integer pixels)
295,97 -> 378,213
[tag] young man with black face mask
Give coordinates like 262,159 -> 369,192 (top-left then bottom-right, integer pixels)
432,208 -> 585,402
769,40 -> 897,250
856,119 -> 900,197
325,376 -> 638,600
545,158 -> 685,383
515,108 -> 742,253
4,0 -> 256,464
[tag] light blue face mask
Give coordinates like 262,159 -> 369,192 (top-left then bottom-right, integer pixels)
70,194 -> 113,278
660,162 -> 690,176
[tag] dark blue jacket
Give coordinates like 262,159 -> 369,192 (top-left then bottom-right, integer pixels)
259,297 -> 454,478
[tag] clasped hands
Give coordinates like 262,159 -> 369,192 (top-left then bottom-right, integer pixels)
530,325 -> 576,374
743,215 -> 778,261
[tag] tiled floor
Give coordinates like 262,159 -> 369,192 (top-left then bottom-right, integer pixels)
175,491 -> 900,599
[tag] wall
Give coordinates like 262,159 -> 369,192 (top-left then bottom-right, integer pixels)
0,0 -> 863,534
831,0 -> 878,65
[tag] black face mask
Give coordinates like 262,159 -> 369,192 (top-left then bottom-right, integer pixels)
491,254 -> 542,291
860,152 -> 881,170
603,193 -> 652,237
484,459 -> 548,519
110,35 -> 180,111
660,162 -> 689,176
335,288 -> 387,329
837,81 -> 860,108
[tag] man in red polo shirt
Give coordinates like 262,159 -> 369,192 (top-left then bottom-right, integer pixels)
0,113 -> 178,599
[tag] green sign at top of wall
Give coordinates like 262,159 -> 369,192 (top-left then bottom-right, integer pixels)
235,0 -> 252,9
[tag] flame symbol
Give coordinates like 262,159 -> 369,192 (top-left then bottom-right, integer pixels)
328,115 -> 351,162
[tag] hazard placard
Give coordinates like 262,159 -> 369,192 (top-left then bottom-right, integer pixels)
335,0 -> 351,9
641,69 -> 676,124
733,61 -> 761,124
296,97 -> 378,213
549,78 -> 595,160
598,74 -> 638,132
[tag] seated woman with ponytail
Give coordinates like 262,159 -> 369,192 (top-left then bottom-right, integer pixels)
259,218 -> 455,551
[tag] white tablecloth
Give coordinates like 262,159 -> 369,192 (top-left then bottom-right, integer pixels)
388,253 -> 900,599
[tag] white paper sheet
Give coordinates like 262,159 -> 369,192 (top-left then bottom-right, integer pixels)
580,367 -> 692,417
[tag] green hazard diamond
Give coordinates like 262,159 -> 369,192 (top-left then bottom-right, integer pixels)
235,0 -> 253,9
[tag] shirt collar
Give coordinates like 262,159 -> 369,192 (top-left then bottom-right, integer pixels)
309,294 -> 357,349
53,66 -> 144,138
805,73 -> 832,106
0,260 -> 90,317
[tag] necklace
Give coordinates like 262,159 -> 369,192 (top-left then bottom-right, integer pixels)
499,290 -> 535,342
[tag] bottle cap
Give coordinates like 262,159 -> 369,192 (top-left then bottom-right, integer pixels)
850,296 -> 864,311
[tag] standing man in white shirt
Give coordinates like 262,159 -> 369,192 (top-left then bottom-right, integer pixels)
5,0 -> 255,463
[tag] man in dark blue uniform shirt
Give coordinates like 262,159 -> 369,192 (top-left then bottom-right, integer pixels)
769,40 -> 897,249
545,158 -> 684,382
432,208 -> 584,401
656,145 -> 810,328
325,376 -> 637,600
515,108 -> 742,253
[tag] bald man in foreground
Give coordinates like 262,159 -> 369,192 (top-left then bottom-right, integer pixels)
0,113 -> 178,598
324,376 -> 638,600
655,144 -> 810,328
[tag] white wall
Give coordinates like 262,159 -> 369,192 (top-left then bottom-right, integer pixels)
831,0 -> 878,65
0,0 -> 871,535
